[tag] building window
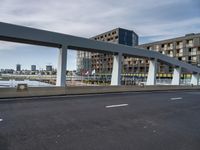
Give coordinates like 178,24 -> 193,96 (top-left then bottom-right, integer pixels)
192,56 -> 197,61
155,45 -> 159,51
186,39 -> 193,47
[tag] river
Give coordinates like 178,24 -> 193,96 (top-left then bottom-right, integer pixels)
0,80 -> 54,88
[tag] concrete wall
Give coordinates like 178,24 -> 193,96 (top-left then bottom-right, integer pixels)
0,85 -> 200,99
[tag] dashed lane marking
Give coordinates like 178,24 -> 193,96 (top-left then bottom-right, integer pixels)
105,104 -> 128,108
170,97 -> 183,101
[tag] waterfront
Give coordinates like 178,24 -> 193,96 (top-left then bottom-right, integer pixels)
0,80 -> 53,88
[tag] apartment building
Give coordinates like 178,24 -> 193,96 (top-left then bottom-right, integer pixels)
91,28 -> 138,74
76,28 -> 138,75
139,33 -> 200,75
77,28 -> 200,76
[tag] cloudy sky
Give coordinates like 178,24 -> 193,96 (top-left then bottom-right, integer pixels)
0,0 -> 200,70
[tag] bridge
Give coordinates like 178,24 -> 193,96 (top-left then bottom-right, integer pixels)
0,22 -> 200,87
1,23 -> 200,150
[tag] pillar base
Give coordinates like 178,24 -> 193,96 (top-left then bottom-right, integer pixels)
171,67 -> 181,85
190,73 -> 199,86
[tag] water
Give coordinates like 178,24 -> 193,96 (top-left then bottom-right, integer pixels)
0,80 -> 54,88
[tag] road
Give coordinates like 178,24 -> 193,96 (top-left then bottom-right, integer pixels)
0,90 -> 200,150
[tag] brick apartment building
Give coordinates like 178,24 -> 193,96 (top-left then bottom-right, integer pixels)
77,29 -> 200,77
77,28 -> 138,75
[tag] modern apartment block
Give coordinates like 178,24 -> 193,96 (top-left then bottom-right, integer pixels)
92,28 -> 139,74
138,33 -> 200,74
77,28 -> 138,74
77,28 -> 200,76
77,28 -> 138,75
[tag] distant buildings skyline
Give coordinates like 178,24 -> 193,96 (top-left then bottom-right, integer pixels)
1,64 -> 55,71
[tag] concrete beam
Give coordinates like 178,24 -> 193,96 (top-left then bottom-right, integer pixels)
172,67 -> 181,85
190,73 -> 199,86
111,53 -> 122,85
56,45 -> 67,87
146,59 -> 157,85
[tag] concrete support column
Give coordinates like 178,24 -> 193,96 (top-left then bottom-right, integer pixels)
111,53 -> 122,85
171,67 -> 181,85
146,59 -> 157,85
56,45 -> 68,87
190,73 -> 199,85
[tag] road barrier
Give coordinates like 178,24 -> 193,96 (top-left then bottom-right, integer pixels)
0,85 -> 200,99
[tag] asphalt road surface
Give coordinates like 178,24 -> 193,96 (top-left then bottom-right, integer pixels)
1,90 -> 200,150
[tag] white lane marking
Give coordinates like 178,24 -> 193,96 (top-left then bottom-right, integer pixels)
105,104 -> 128,108
0,118 -> 3,122
170,97 -> 183,101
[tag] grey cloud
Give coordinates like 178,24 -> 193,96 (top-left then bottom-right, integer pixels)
0,0 -> 199,70
0,0 -> 199,44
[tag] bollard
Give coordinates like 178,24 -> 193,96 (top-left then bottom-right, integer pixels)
17,84 -> 28,92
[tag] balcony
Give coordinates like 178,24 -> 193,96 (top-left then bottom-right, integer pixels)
167,54 -> 174,57
176,45 -> 183,49
186,43 -> 194,47
176,53 -> 183,57
189,52 -> 197,56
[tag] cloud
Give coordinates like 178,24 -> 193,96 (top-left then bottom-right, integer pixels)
0,41 -> 25,51
0,0 -> 199,69
0,0 -> 199,38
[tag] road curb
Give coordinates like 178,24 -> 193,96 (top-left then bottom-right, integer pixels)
0,86 -> 199,102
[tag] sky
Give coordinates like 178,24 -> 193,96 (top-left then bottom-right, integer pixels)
0,0 -> 200,70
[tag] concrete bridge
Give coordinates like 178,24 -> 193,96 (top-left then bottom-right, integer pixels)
0,22 -> 199,87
